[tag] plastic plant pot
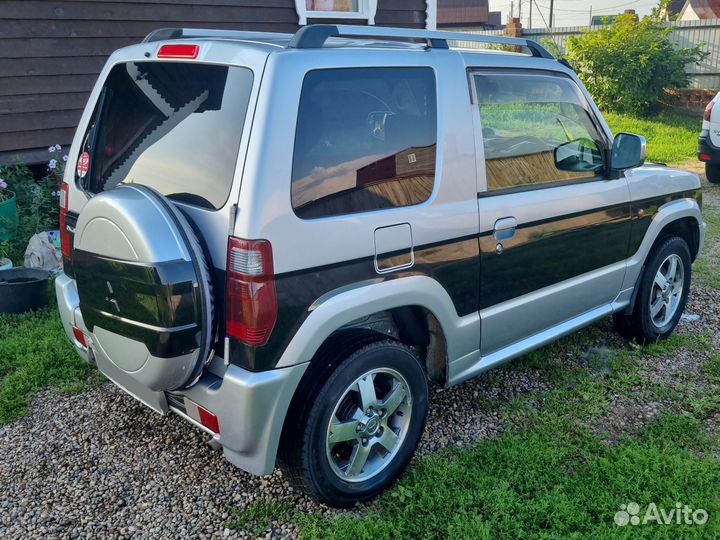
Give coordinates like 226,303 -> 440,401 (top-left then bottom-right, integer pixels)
0,268 -> 50,314
0,191 -> 18,241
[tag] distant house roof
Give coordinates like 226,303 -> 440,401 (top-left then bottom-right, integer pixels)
681,0 -> 720,19
437,0 -> 490,27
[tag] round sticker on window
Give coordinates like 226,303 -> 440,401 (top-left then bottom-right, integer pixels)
77,152 -> 90,178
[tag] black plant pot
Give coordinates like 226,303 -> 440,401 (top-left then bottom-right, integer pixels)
0,268 -> 50,314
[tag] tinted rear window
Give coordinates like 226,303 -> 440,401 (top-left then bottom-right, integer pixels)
78,62 -> 253,210
291,67 -> 437,219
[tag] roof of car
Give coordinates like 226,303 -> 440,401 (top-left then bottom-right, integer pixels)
142,25 -> 555,60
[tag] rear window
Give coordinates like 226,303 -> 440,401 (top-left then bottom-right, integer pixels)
78,62 -> 253,210
291,67 -> 437,219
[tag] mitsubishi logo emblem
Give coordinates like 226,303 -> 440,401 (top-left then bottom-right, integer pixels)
105,281 -> 120,314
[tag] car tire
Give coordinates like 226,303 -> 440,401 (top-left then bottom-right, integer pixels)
281,340 -> 429,507
706,163 -> 720,184
613,236 -> 691,343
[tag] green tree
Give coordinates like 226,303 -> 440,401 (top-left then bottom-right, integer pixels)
566,1 -> 708,115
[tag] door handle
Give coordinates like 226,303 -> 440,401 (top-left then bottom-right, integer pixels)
494,216 -> 517,242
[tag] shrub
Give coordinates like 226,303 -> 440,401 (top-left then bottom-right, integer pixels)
566,2 -> 708,115
0,145 -> 65,265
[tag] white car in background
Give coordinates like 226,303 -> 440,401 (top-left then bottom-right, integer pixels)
699,94 -> 720,183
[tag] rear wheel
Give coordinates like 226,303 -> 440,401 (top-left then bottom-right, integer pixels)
706,162 -> 720,184
613,236 -> 691,343
282,340 -> 428,507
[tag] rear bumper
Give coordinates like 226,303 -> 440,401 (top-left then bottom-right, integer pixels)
698,133 -> 720,163
55,272 -> 307,476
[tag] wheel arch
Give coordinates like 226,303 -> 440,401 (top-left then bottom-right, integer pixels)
274,275 -> 473,372
655,216 -> 701,262
624,199 -> 704,314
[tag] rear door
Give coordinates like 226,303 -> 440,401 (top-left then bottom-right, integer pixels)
471,69 -> 632,355
67,59 -> 255,395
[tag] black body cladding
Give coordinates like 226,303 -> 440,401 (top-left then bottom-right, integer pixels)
74,250 -> 202,358
229,190 -> 699,372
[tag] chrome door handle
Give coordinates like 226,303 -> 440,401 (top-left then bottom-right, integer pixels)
494,216 -> 517,241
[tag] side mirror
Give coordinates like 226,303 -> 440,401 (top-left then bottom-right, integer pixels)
554,138 -> 604,173
611,133 -> 647,171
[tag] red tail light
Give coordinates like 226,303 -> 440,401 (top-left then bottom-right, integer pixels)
59,182 -> 71,260
704,100 -> 714,122
226,238 -> 277,346
157,44 -> 199,59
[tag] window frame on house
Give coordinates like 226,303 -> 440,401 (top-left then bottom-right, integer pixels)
295,0 -> 378,25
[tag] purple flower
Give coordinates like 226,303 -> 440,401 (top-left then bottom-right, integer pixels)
55,144 -> 62,151
48,146 -> 55,153
49,159 -> 58,169
0,179 -> 7,190
62,155 -> 68,162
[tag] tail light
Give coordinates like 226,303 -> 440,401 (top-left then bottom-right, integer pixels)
226,237 -> 277,346
157,44 -> 199,59
704,100 -> 714,122
59,182 -> 72,260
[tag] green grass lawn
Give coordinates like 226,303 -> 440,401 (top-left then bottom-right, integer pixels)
694,204 -> 720,290
605,111 -> 701,164
0,295 -> 99,424
298,422 -> 719,540
234,334 -> 719,539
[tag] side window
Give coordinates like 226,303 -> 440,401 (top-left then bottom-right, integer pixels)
291,67 -> 437,219
474,72 -> 606,192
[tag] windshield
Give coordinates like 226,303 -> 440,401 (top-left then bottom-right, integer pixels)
78,61 -> 253,210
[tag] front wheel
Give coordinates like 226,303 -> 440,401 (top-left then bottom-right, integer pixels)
613,236 -> 691,343
282,340 -> 429,507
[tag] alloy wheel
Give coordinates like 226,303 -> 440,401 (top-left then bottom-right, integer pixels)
649,253 -> 685,328
325,368 -> 412,482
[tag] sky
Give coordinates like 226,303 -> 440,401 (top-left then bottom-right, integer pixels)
489,0 -> 664,28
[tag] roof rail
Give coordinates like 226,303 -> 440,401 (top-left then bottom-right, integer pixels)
288,24 -> 555,59
142,27 -> 291,44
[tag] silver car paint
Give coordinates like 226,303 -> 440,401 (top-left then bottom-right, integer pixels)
235,48 -> 481,275
56,34 -> 706,477
475,178 -> 632,355
621,165 -> 705,292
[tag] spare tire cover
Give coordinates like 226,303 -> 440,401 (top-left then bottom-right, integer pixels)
73,184 -> 214,391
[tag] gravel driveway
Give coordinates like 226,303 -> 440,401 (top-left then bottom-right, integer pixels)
0,351 -> 556,539
2,180 -> 718,540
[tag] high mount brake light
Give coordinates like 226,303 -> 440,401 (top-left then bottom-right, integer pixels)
225,238 -> 277,346
157,44 -> 200,59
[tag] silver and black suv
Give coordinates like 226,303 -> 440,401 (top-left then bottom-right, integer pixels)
56,25 -> 706,506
